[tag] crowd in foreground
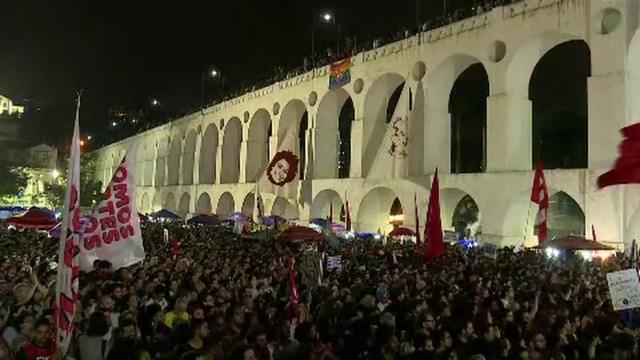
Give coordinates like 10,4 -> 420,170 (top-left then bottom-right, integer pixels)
0,222 -> 639,360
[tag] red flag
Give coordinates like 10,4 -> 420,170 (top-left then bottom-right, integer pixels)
414,193 -> 421,244
598,123 -> 640,188
592,224 -> 597,242
288,257 -> 300,320
531,159 -> 549,244
329,202 -> 333,223
424,169 -> 444,260
345,192 -> 351,231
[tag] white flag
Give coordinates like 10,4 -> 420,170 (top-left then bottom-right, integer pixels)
55,95 -> 82,354
368,82 -> 412,179
79,144 -> 145,271
258,130 -> 300,199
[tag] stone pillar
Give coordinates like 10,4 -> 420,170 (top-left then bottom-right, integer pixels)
424,106 -> 450,174
311,127 -> 339,179
239,140 -> 249,183
588,73 -> 626,170
350,118 -> 363,178
215,144 -> 223,184
486,93 -> 532,172
193,132 -> 202,185
587,0 -> 635,249
152,145 -> 159,187
269,137 -> 277,163
297,128 -> 310,180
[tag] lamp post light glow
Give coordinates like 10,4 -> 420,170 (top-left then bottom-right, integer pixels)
112,121 -> 117,127
87,135 -> 92,140
151,99 -> 160,106
52,169 -> 60,179
311,10 -> 338,68
389,214 -> 404,226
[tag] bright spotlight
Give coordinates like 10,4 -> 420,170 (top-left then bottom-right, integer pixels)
545,247 -> 560,258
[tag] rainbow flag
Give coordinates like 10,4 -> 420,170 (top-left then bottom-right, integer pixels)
329,58 -> 352,89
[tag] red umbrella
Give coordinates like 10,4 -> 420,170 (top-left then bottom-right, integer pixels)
278,226 -> 324,243
532,235 -> 615,251
388,227 -> 416,238
6,207 -> 58,229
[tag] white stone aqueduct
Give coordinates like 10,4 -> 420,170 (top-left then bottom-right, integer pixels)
96,0 -> 640,250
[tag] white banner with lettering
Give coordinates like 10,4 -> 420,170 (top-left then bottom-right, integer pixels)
55,98 -> 81,354
79,146 -> 145,271
607,269 -> 640,311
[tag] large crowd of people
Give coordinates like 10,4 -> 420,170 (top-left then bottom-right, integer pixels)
0,221 -> 639,360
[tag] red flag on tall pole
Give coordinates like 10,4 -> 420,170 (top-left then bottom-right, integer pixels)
424,169 -> 444,260
414,193 -> 421,244
329,202 -> 333,223
531,159 -> 549,244
592,224 -> 597,242
345,192 -> 351,231
598,123 -> 640,188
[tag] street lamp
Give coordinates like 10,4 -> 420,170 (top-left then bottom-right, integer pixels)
311,10 -> 338,67
151,99 -> 160,107
111,121 -> 117,127
201,67 -> 224,112
87,135 -> 92,140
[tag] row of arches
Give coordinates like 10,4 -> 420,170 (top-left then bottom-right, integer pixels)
139,186 -> 585,241
121,37 -> 591,189
140,191 -> 300,220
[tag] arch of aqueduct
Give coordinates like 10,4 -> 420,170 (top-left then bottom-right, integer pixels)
95,0 -> 640,249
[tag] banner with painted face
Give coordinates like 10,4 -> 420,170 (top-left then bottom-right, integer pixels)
258,130 -> 300,200
78,145 -> 145,271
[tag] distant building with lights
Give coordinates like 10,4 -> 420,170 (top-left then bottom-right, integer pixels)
0,94 -> 24,116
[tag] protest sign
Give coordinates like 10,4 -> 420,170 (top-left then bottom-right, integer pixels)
326,255 -> 342,270
607,269 -> 640,311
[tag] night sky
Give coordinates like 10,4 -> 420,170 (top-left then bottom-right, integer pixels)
0,0 -> 452,148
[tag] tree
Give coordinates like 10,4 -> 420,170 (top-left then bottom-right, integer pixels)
44,152 -> 103,208
79,153 -> 103,207
0,164 -> 29,204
